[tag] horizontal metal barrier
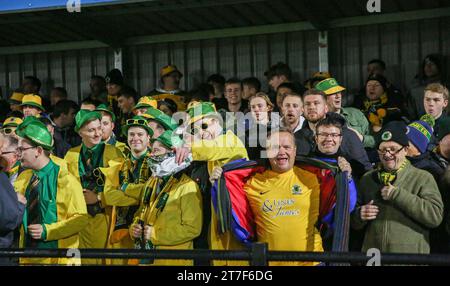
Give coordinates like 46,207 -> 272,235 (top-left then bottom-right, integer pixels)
1,243 -> 450,266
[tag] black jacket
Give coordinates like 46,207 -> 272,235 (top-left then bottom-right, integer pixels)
408,152 -> 446,184
0,173 -> 24,249
295,120 -> 373,179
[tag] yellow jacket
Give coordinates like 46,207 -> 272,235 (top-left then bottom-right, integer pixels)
14,161 -> 88,265
133,173 -> 203,266
99,159 -> 146,247
191,130 -> 248,265
191,130 -> 249,175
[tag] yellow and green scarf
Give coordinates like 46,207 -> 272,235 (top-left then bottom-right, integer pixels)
378,159 -> 409,186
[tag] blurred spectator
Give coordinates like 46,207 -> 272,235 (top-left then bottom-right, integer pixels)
7,91 -> 24,113
80,97 -> 101,111
407,54 -> 447,120
356,74 -> 407,134
241,77 -> 261,100
147,65 -> 188,111
51,99 -> 81,148
356,59 -> 403,107
89,75 -> 107,103
50,87 -> 68,107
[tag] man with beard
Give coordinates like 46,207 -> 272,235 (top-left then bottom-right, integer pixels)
64,110 -> 124,265
295,89 -> 372,179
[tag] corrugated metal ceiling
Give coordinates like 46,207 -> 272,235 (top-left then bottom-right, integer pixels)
0,0 -> 449,47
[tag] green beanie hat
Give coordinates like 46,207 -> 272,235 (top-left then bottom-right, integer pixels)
75,110 -> 102,133
16,117 -> 53,150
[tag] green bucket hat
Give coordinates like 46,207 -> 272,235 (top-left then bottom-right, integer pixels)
16,117 -> 53,150
142,107 -> 178,131
75,110 -> 102,133
151,130 -> 183,149
95,103 -> 116,122
316,78 -> 346,95
122,115 -> 154,137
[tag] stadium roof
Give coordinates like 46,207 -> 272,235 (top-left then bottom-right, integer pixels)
0,0 -> 449,51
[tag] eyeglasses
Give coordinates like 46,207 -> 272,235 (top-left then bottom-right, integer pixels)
17,146 -> 37,153
2,127 -> 14,135
377,146 -> 405,155
317,132 -> 342,139
126,119 -> 147,126
189,123 -> 209,135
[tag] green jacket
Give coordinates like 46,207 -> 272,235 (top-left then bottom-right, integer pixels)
341,107 -> 375,148
352,163 -> 443,254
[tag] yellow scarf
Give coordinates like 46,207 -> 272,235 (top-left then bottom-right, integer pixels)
378,159 -> 409,186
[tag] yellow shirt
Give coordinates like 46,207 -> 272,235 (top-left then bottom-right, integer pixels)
245,166 -> 323,266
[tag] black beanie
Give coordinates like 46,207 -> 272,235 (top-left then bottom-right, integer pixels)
376,121 -> 409,149
366,74 -> 388,92
105,69 -> 124,86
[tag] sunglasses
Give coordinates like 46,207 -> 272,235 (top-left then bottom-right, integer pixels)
189,123 -> 209,135
92,168 -> 105,187
126,119 -> 147,125
2,127 -> 15,135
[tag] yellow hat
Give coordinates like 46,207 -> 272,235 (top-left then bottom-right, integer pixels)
160,65 -> 183,78
3,117 -> 23,128
312,71 -> 331,79
20,94 -> 45,111
133,96 -> 158,110
8,92 -> 24,104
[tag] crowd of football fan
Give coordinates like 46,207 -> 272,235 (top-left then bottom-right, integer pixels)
0,53 -> 449,266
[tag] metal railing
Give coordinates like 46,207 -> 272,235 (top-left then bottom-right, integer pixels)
2,243 -> 450,266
